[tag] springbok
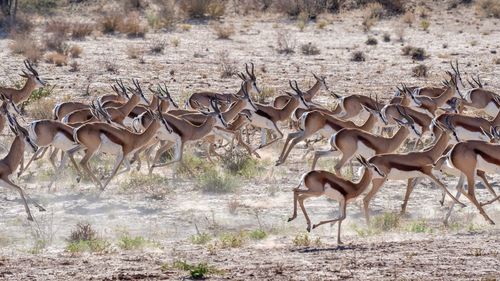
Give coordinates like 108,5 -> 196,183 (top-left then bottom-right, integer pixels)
287,155 -> 384,244
0,60 -> 46,105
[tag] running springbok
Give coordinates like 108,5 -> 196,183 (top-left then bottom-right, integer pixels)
287,155 -> 384,244
0,60 -> 46,105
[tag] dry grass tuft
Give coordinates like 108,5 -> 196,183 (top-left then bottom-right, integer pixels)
366,37 -> 378,45
402,46 -> 427,60
412,64 -> 428,77
45,52 -> 68,66
402,11 -> 415,26
150,40 -> 167,54
45,20 -> 71,34
69,61 -> 80,72
26,97 -> 56,119
44,32 -> 68,53
476,0 -> 500,18
68,45 -> 82,58
100,13 -> 123,34
300,42 -> 320,55
212,23 -> 235,39
217,50 -> 237,78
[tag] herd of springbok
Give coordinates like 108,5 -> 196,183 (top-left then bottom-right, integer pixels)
0,60 -> 498,244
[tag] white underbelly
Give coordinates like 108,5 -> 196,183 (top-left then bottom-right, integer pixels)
319,126 -> 335,139
52,132 -> 78,151
251,114 -> 276,130
99,134 -> 122,154
477,155 -> 500,174
455,127 -> 489,142
386,169 -> 425,181
483,102 -> 499,118
357,141 -> 375,158
122,117 -> 134,129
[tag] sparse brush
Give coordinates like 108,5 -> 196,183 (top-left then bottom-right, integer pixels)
300,42 -> 320,55
410,47 -> 426,60
69,61 -> 79,72
254,86 -> 275,103
370,213 -> 400,232
150,40 -> 167,54
100,13 -> 124,34
105,60 -> 118,73
171,37 -> 180,47
196,167 -> 238,194
366,37 -> 378,45
222,150 -> 260,178
365,2 -> 385,19
8,34 -> 44,62
405,219 -> 431,233
180,0 -> 226,19
163,260 -> 221,279
71,22 -> 94,39
45,19 -> 71,34
217,50 -> 237,78
412,64 -> 428,77
179,24 -> 192,32
317,19 -> 328,29
212,23 -> 235,39
45,52 -> 68,66
67,222 -> 97,242
247,229 -> 267,240
292,233 -> 321,247
476,0 -> 500,18
350,51 -> 366,62
118,234 -> 148,250
68,45 -> 82,58
276,29 -> 295,54
190,232 -> 212,245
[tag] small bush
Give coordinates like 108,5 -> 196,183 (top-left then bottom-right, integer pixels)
248,229 -> 267,240
71,22 -> 94,39
366,2 -> 385,19
382,32 -> 390,42
494,58 -> 500,65
100,13 -> 123,34
300,42 -> 320,55
420,20 -> 430,31
45,20 -> 71,34
292,233 -> 321,247
317,19 -> 328,29
366,37 -> 378,45
412,64 -> 428,77
66,239 -> 111,253
350,51 -> 366,62
254,86 -> 275,103
370,213 -> 400,232
45,52 -> 68,66
120,12 -> 148,38
179,24 -> 192,32
276,30 -> 295,54
150,40 -> 167,54
118,234 -> 147,250
220,232 -> 246,248
68,45 -> 82,58
196,168 -> 238,193
180,0 -> 226,19
154,0 -> 177,30
402,46 -> 427,60
190,233 -> 212,245
163,261 -> 221,280
69,61 -> 79,72
212,23 -> 235,39
105,61 -> 118,73
405,219 -> 431,233
68,222 -> 97,242
222,150 -> 260,178
476,0 -> 500,18
171,37 -> 180,47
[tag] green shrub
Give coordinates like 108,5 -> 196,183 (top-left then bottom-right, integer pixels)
370,213 -> 400,232
222,150 -> 261,178
406,220 -> 432,233
66,239 -> 111,253
118,234 -> 147,250
162,260 -> 222,279
247,229 -> 267,240
220,232 -> 246,248
196,168 -> 238,193
190,232 -> 212,245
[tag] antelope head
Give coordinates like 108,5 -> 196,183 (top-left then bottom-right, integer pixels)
238,62 -> 260,96
364,94 -> 386,125
128,79 -> 150,105
111,79 -> 130,101
150,83 -> 179,110
201,98 -> 228,128
7,112 -> 38,153
401,83 -> 422,106
21,60 -> 46,88
449,60 -> 466,94
312,72 -> 329,92
394,105 -> 421,137
288,80 -> 309,109
356,155 -> 386,179
239,81 -> 259,111
0,93 -> 22,116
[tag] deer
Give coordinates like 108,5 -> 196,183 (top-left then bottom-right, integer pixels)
275,106 -> 377,166
273,73 -> 329,108
0,113 -> 45,221
287,155 -> 384,244
52,81 -> 129,121
311,106 -> 421,174
432,140 -> 500,225
185,63 -> 260,111
362,120 -> 465,223
69,106 -> 172,190
0,60 -> 46,105
148,99 -> 228,174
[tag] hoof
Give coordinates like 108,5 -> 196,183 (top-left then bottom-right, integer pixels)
38,206 -> 46,212
337,241 -> 344,245
306,226 -> 311,233
275,161 -> 282,166
439,200 -> 444,206
312,224 -> 318,229
76,176 -> 81,183
27,216 -> 33,221
287,217 -> 294,222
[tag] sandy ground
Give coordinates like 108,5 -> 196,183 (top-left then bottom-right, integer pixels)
0,1 -> 499,280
